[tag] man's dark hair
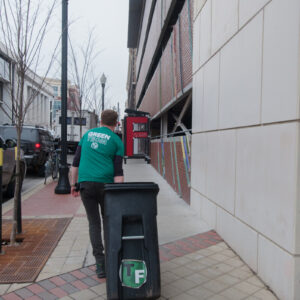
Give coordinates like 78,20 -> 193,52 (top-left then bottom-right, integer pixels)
101,109 -> 118,126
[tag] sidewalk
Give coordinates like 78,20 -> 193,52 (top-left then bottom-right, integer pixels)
0,159 -> 278,299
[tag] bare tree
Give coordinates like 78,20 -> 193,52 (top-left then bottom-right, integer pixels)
0,0 -> 59,245
69,28 -> 103,137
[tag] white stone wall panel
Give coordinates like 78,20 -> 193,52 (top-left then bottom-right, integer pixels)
206,130 -> 236,214
219,12 -> 263,129
217,207 -> 258,271
211,0 -> 238,53
258,235 -> 296,300
191,132 -> 207,194
261,0 -> 300,123
199,0 -> 212,66
202,53 -> 219,131
239,0 -> 270,28
192,69 -> 204,132
236,123 -> 298,254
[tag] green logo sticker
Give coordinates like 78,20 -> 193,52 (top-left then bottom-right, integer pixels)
119,259 -> 147,288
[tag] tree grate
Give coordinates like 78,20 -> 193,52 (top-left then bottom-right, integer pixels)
0,218 -> 71,283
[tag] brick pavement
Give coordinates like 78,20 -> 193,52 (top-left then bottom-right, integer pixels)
0,160 -> 279,299
0,230 -> 278,300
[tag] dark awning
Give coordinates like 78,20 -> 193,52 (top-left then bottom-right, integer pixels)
127,0 -> 145,48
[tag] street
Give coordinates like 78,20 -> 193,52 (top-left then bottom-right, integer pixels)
2,154 -> 74,202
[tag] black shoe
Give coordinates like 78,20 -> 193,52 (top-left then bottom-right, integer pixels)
96,261 -> 106,278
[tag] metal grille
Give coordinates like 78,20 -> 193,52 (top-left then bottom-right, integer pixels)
0,218 -> 71,283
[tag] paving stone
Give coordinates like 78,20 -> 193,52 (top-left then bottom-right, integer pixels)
80,267 -> 95,276
206,294 -> 228,300
169,292 -> 200,300
0,284 -> 10,295
160,261 -> 179,272
25,296 -> 42,300
68,289 -> 97,300
245,276 -> 265,288
39,280 -> 57,291
229,268 -> 253,281
234,281 -> 261,294
224,257 -> 244,268
14,288 -> 34,298
59,273 -> 77,283
81,277 -> 100,287
2,293 -> 23,300
71,280 -> 89,290
171,256 -> 192,266
252,288 -> 278,300
170,266 -> 195,277
27,284 -> 46,294
169,278 -> 198,292
187,286 -> 214,299
49,277 -> 67,287
185,261 -> 207,271
161,271 -> 181,285
90,284 -> 107,295
202,279 -> 230,293
161,284 -> 182,298
70,270 -> 87,279
37,291 -> 57,300
60,283 -> 80,294
49,287 -> 68,298
216,274 -> 241,286
219,286 -> 248,300
185,273 -> 210,285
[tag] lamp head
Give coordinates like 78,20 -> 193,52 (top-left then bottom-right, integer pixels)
100,73 -> 107,86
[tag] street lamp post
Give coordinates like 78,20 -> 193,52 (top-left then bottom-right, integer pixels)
55,0 -> 70,194
100,73 -> 106,112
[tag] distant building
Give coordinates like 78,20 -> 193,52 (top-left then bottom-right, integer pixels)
45,78 -> 80,128
0,42 -> 53,128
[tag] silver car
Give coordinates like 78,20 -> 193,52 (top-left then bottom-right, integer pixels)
0,135 -> 26,198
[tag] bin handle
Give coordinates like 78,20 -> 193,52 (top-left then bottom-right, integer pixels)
122,235 -> 144,240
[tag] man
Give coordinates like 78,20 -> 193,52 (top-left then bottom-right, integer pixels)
71,109 -> 124,278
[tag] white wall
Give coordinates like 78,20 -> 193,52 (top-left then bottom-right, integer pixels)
191,0 -> 300,299
24,81 -> 51,129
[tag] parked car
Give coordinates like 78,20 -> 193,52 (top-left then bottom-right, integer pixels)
0,125 -> 54,176
0,135 -> 26,198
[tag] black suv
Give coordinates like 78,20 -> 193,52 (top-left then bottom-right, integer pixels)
0,125 -> 54,175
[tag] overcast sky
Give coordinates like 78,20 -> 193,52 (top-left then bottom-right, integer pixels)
47,0 -> 129,116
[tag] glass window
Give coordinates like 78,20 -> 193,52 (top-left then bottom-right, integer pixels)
133,123 -> 147,132
59,117 -> 72,125
0,81 -> 3,103
74,117 -> 86,126
52,86 -> 58,97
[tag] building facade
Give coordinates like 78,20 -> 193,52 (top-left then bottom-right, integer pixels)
45,78 -> 80,130
128,0 -> 300,299
191,1 -> 300,299
0,42 -> 53,129
24,70 -> 53,129
128,0 -> 193,204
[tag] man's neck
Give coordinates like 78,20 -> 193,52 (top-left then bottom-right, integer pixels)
101,124 -> 115,131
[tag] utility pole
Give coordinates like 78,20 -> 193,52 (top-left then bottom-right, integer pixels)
55,0 -> 70,194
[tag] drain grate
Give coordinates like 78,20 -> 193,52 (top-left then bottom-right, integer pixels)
0,218 -> 71,283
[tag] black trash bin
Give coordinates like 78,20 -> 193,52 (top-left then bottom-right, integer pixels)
104,182 -> 160,300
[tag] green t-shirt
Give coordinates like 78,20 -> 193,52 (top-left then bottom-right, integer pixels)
78,126 -> 124,183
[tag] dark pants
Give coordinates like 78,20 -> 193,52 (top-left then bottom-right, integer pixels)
80,181 -> 105,264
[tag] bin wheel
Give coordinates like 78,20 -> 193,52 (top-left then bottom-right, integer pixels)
124,158 -> 127,164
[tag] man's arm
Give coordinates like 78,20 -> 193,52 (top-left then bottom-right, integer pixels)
71,146 -> 81,196
113,155 -> 124,183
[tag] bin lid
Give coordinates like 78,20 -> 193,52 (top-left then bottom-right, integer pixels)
104,182 -> 159,192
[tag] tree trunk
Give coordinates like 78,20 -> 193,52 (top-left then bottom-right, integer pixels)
10,75 -> 24,246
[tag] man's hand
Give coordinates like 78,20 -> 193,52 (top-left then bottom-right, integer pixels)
114,176 -> 124,183
71,186 -> 80,197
